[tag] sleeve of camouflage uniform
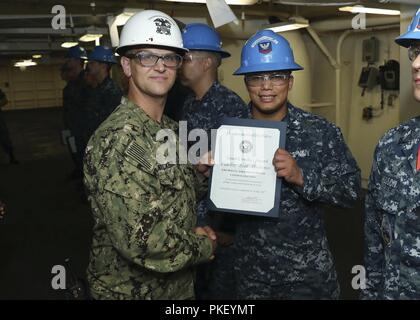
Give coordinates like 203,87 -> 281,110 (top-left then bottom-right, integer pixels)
360,145 -> 384,299
295,125 -> 361,208
193,168 -> 209,201
91,131 -> 214,274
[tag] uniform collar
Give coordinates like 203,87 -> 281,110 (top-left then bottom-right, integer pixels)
248,101 -> 297,127
284,103 -> 303,131
193,81 -> 220,103
120,96 -> 176,136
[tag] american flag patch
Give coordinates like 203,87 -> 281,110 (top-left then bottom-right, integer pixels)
125,140 -> 153,172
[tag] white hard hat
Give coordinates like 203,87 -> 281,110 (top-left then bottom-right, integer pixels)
116,10 -> 187,55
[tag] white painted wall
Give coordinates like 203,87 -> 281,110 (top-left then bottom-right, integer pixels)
301,7 -> 420,188
0,60 -> 65,110
347,31 -> 401,186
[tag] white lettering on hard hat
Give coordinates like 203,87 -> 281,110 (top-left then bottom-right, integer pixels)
154,18 -> 172,35
251,36 -> 279,48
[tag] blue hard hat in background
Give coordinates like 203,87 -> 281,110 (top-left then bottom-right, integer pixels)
234,30 -> 303,75
182,23 -> 230,58
66,45 -> 87,60
87,46 -> 117,64
395,8 -> 420,48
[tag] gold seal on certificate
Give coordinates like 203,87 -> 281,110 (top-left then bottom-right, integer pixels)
207,117 -> 287,218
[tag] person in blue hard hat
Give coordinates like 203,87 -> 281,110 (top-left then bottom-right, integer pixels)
179,23 -> 248,299
62,45 -> 89,178
362,8 -> 420,300
231,30 -> 361,299
83,46 -> 122,146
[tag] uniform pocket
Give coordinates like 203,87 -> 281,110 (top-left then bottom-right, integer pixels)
157,164 -> 185,190
400,208 -> 420,268
103,173 -> 148,201
376,174 -> 406,213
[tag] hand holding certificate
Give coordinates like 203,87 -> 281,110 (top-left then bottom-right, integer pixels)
207,117 -> 287,218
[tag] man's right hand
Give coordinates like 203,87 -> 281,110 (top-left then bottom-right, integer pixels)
197,152 -> 214,178
194,226 -> 217,258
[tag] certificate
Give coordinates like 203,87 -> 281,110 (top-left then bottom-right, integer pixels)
207,117 -> 286,218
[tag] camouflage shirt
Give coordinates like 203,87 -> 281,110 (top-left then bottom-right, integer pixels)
362,117 -> 420,300
234,102 -> 361,299
182,81 -> 248,226
84,97 -> 213,300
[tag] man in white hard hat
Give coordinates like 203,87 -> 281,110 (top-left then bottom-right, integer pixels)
83,10 -> 216,300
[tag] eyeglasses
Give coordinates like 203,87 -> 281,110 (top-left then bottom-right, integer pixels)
126,51 -> 183,68
245,73 -> 291,87
183,53 -> 208,63
408,45 -> 420,62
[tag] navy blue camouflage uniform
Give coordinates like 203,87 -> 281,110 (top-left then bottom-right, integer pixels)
233,102 -> 361,299
84,76 -> 122,146
181,81 -> 248,299
182,82 -> 249,226
362,117 -> 420,299
63,70 -> 88,170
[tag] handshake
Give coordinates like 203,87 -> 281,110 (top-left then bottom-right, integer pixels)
195,226 -> 217,259
194,226 -> 234,259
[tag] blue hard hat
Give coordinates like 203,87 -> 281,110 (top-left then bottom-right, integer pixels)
395,8 -> 420,48
66,45 -> 87,60
182,23 -> 230,58
88,46 -> 117,64
234,30 -> 303,75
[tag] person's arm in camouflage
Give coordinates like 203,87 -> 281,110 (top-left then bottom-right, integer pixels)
296,125 -> 361,208
87,135 -> 214,274
194,169 -> 208,201
360,146 -> 384,299
192,151 -> 214,201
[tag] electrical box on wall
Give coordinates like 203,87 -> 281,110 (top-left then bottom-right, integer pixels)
358,67 -> 379,90
362,37 -> 379,64
379,60 -> 400,91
